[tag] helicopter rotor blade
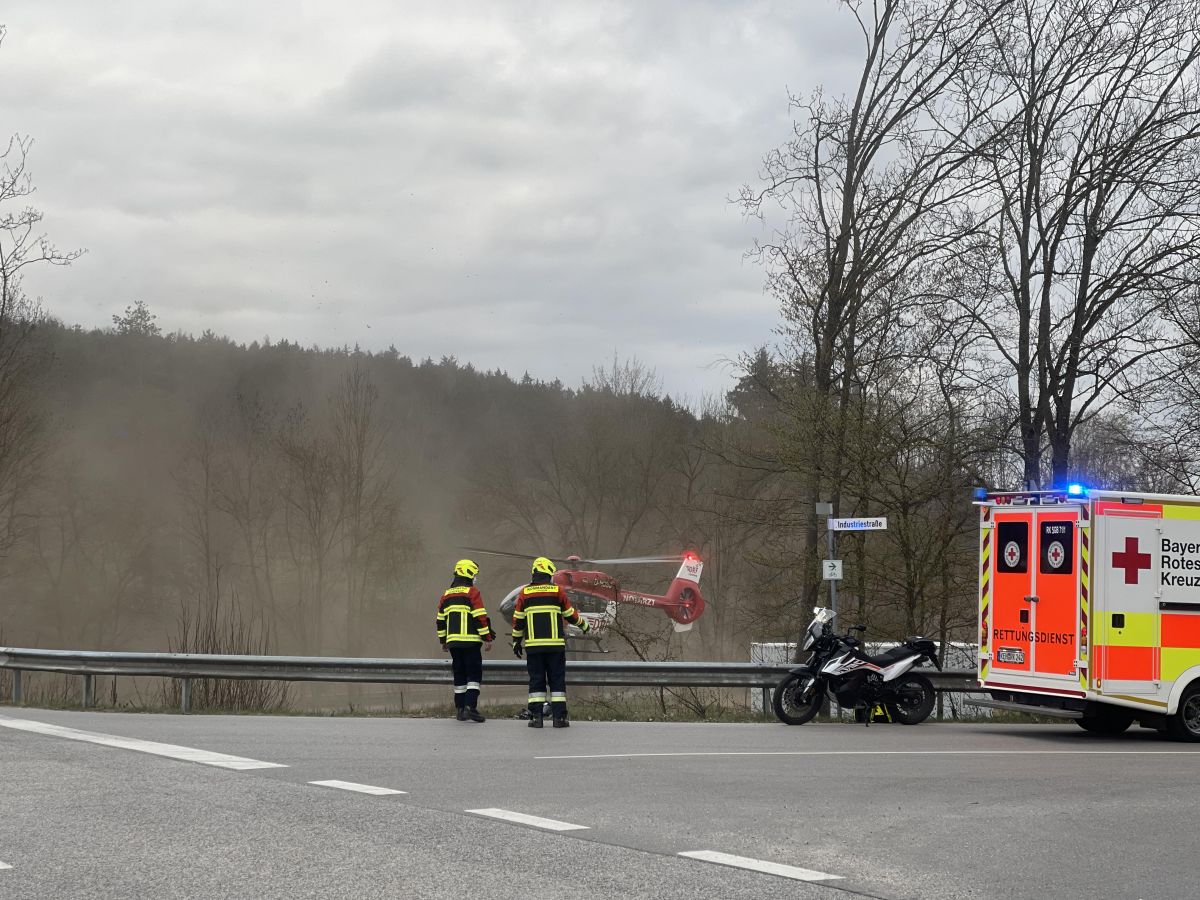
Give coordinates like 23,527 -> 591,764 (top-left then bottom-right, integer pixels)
584,555 -> 688,566
460,547 -> 574,566
461,547 -> 695,568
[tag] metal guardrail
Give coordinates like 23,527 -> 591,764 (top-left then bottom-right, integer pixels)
0,647 -> 978,712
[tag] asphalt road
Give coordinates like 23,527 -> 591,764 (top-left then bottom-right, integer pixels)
0,708 -> 1195,900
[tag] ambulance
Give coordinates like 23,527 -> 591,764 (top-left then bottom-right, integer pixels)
975,486 -> 1200,740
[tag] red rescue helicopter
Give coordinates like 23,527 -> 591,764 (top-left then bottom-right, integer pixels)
462,548 -> 706,647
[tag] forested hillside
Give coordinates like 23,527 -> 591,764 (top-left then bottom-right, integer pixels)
6,314 -> 775,662
1,308 -> 1028,665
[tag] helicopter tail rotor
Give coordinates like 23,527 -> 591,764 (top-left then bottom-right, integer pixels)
662,554 -> 706,625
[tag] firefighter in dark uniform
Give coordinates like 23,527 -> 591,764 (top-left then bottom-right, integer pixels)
436,559 -> 494,722
510,556 -> 590,728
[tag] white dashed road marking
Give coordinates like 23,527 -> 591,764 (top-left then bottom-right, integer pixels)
466,808 -> 589,831
680,850 -> 843,883
0,861 -> 11,871
0,715 -> 287,771
309,780 -> 406,795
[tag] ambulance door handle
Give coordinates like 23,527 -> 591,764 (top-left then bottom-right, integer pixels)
1024,595 -> 1039,603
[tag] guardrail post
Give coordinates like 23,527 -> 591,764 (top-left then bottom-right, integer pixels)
761,687 -> 770,715
83,674 -> 95,708
11,669 -> 21,704
180,678 -> 191,714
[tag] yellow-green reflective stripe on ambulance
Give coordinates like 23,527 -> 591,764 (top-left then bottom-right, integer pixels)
1098,612 -> 1157,647
1161,648 -> 1200,681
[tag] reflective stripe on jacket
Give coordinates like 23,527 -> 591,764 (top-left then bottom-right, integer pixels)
437,585 -> 493,644
511,583 -> 588,650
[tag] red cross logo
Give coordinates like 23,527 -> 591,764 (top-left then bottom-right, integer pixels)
1047,541 -> 1065,569
1112,536 -> 1151,585
1003,541 -> 1021,567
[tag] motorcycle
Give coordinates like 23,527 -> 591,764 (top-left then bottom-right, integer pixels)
772,607 -> 940,726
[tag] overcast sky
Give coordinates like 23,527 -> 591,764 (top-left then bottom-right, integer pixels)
3,1 -> 860,399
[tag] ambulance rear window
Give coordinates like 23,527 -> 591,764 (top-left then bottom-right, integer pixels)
997,521 -> 1028,573
1039,520 -> 1074,575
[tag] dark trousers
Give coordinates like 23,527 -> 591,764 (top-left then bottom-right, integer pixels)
526,649 -> 568,717
449,645 -> 483,709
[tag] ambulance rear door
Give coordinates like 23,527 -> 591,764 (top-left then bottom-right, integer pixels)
983,502 -> 1083,694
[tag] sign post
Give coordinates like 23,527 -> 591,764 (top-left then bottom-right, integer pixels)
814,502 -> 835,614
823,516 -> 889,618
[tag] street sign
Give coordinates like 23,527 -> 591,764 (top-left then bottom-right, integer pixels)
822,559 -> 843,581
828,517 -> 888,532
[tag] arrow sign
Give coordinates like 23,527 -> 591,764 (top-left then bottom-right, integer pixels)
828,517 -> 888,532
822,560 -> 843,581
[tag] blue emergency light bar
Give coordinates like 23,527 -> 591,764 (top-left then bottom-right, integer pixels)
972,484 -> 1090,503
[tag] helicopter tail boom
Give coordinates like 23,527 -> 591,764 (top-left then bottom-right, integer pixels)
617,555 -> 706,625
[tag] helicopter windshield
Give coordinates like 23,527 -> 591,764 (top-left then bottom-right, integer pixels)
499,587 -> 522,620
567,589 -> 609,616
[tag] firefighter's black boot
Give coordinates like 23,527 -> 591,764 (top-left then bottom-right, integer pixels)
456,705 -> 468,721
527,710 -> 544,728
551,700 -> 568,728
466,707 -> 485,723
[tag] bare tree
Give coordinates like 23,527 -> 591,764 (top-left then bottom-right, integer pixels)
212,393 -> 280,616
474,359 -> 686,559
740,0 -> 1009,631
330,364 -> 407,656
276,403 -> 340,651
958,0 -> 1200,487
0,35 -> 83,562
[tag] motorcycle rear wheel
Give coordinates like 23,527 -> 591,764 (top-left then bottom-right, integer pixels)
772,671 -> 824,725
887,673 -> 935,725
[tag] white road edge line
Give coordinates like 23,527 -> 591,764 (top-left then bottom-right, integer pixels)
0,715 -> 287,771
680,850 -> 843,883
467,808 -> 589,832
536,749 -> 1200,760
0,861 -> 11,871
309,780 -> 406,796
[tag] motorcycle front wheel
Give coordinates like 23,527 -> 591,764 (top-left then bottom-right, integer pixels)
887,673 -> 935,725
772,670 -> 825,725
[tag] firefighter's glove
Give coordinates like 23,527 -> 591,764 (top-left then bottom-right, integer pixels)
512,639 -> 524,659
579,620 -> 591,634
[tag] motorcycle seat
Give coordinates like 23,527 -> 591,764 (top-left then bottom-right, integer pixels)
863,646 -> 915,666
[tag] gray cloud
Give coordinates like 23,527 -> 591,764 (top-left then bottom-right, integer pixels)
4,0 -> 862,397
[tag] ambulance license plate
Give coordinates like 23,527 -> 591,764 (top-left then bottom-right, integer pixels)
997,647 -> 1025,664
